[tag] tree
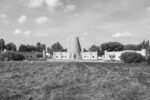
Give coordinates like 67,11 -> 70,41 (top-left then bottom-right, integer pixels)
123,44 -> 139,51
41,44 -> 46,51
19,44 -> 28,52
51,42 -> 64,53
19,44 -> 37,52
138,40 -> 149,50
5,42 -> 17,51
0,38 -> 5,51
83,48 -> 88,52
1,51 -> 25,61
36,42 -> 42,52
47,47 -> 51,53
120,52 -> 145,63
89,44 -> 104,56
36,42 -> 46,52
101,42 -> 124,51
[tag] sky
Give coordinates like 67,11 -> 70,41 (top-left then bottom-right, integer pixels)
0,0 -> 150,49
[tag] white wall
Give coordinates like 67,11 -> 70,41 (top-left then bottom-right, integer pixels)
53,52 -> 71,60
81,52 -> 98,60
104,49 -> 146,61
53,52 -> 98,60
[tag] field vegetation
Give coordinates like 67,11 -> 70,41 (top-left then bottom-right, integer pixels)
0,62 -> 150,100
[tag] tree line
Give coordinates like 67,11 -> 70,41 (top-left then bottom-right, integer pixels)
0,38 -> 149,56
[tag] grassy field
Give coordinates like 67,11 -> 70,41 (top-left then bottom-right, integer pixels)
0,61 -> 150,100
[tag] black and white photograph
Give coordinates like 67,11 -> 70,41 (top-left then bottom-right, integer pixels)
0,0 -> 150,100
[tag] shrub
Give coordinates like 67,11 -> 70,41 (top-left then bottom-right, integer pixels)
147,55 -> 150,64
1,51 -> 25,61
120,52 -> 145,63
36,54 -> 43,58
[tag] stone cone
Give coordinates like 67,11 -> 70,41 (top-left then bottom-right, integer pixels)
69,36 -> 82,60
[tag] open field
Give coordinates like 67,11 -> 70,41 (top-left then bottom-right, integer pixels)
0,61 -> 150,100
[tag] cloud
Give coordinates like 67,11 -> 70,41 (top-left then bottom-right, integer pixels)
28,0 -> 61,9
35,16 -> 49,24
24,31 -> 32,38
45,0 -> 60,7
18,15 -> 27,24
28,0 -> 44,8
34,33 -> 48,37
65,4 -> 76,12
14,29 -> 22,34
0,14 -> 7,19
112,32 -> 133,38
0,14 -> 9,24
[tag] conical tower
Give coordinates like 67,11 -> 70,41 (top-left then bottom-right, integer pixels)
69,35 -> 82,60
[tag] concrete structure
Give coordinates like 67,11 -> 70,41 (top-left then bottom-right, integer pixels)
53,35 -> 98,60
68,35 -> 82,59
104,49 -> 146,61
53,51 -> 98,60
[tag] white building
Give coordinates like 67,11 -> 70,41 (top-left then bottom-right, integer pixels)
104,49 -> 146,61
53,51 -> 98,60
53,35 -> 98,60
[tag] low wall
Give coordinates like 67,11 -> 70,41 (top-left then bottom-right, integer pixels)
104,49 -> 146,61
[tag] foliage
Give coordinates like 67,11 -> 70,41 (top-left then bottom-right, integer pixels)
120,52 -> 145,63
0,51 -> 25,61
0,38 -> 5,51
19,43 -> 46,52
137,40 -> 149,50
19,44 -> 36,52
101,42 -> 124,51
36,54 -> 43,58
5,42 -> 17,51
36,42 -> 46,52
89,44 -> 104,56
123,44 -> 140,50
147,55 -> 150,64
51,42 -> 64,53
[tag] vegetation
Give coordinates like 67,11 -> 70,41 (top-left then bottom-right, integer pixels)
147,55 -> 150,64
50,42 -> 67,54
5,42 -> 17,51
89,44 -> 104,56
120,52 -> 145,63
101,42 -> 124,51
0,38 -> 5,51
123,44 -> 140,50
0,62 -> 150,100
0,51 -> 25,61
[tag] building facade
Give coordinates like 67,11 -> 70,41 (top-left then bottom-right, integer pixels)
53,35 -> 98,60
104,49 -> 146,61
53,51 -> 98,60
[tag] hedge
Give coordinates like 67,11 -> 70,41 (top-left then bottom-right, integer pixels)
120,52 -> 145,63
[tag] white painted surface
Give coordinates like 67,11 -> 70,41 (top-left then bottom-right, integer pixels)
104,49 -> 146,61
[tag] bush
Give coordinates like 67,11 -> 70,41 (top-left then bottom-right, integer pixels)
147,56 -> 150,64
120,52 -> 145,63
1,51 -> 25,61
36,54 -> 43,58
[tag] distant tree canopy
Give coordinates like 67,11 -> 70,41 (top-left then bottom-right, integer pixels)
19,44 -> 36,52
18,42 -> 46,52
36,42 -> 46,52
0,38 -> 5,51
83,48 -> 88,52
51,42 -> 64,53
101,42 -> 124,51
5,42 -> 17,51
89,44 -> 104,56
137,40 -> 149,50
123,44 -> 140,51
